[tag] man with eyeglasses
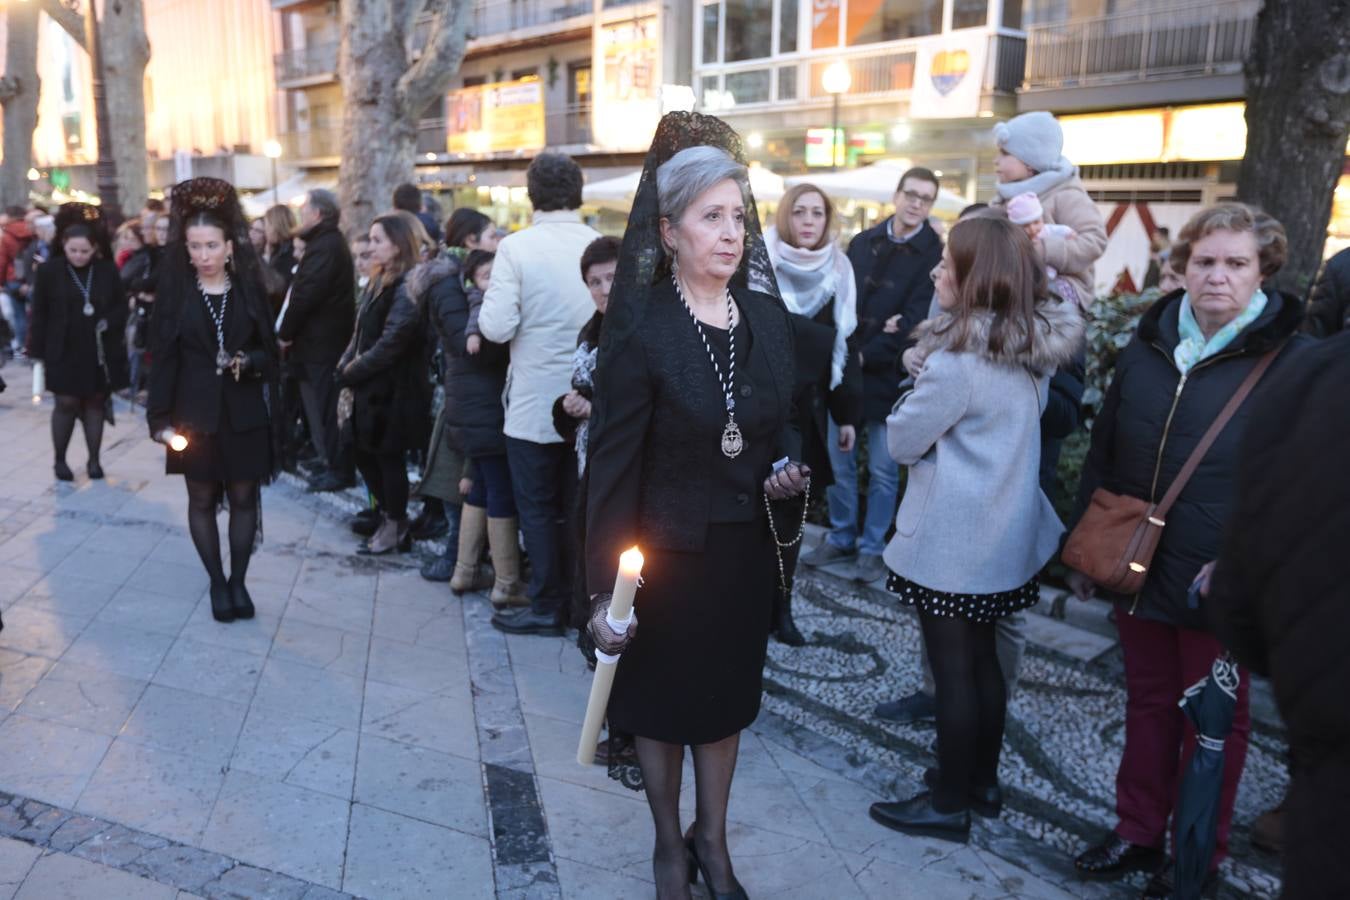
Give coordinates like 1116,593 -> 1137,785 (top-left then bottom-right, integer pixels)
802,166 -> 943,589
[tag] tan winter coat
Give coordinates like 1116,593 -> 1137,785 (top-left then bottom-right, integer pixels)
994,174 -> 1106,307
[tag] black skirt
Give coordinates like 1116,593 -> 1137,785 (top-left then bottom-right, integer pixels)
607,519 -> 775,746
166,402 -> 272,482
886,571 -> 1040,624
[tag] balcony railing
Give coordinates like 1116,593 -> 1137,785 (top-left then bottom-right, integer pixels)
274,41 -> 339,85
280,128 -> 341,161
546,103 -> 593,147
470,0 -> 592,39
1024,1 -> 1257,90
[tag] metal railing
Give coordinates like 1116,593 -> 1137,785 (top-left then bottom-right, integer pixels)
279,128 -> 341,161
805,50 -> 918,98
470,0 -> 592,39
274,41 -> 339,84
545,103 -> 593,146
1023,0 -> 1257,89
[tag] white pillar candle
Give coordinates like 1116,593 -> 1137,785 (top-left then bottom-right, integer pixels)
31,361 -> 44,404
577,547 -> 644,766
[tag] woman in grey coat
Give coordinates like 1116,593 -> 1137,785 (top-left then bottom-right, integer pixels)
869,216 -> 1084,842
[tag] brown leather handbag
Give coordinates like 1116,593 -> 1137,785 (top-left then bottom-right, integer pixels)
1063,346 -> 1282,595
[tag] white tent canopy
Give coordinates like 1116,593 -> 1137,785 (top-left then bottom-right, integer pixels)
240,173 -> 332,218
786,158 -> 967,216
583,165 -> 785,209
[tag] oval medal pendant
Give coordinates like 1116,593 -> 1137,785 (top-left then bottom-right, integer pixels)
216,347 -> 231,375
82,302 -> 95,317
721,420 -> 744,459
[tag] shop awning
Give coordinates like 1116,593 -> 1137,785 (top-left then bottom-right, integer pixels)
786,159 -> 966,216
240,173 -> 334,217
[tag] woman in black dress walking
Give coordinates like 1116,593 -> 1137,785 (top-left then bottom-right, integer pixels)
585,115 -> 809,900
26,203 -> 129,481
147,178 -> 281,624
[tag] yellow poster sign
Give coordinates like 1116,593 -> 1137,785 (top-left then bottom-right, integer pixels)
447,78 -> 545,155
592,16 -> 661,151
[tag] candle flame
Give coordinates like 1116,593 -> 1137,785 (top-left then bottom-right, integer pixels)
619,546 -> 644,576
169,434 -> 189,452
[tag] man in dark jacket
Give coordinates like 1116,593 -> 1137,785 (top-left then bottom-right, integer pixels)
277,189 -> 356,491
1304,246 -> 1349,337
1207,331 -> 1350,900
802,167 -> 942,585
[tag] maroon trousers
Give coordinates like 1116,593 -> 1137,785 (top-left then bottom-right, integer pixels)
1113,611 -> 1251,866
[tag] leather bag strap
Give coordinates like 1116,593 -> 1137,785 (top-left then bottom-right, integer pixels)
1154,344 -> 1284,519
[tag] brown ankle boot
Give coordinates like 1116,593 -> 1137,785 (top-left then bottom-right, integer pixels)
487,516 -> 529,610
450,504 -> 490,593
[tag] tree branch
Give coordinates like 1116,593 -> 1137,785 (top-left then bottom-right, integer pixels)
398,0 -> 470,115
39,0 -> 88,51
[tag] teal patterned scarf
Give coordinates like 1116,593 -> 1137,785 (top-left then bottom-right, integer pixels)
1173,290 -> 1267,374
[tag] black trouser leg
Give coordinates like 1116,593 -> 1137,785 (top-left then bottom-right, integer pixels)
355,450 -> 385,508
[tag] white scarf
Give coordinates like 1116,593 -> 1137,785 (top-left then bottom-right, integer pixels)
764,226 -> 858,389
995,156 -> 1077,201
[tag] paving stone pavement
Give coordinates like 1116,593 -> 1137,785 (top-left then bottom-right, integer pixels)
0,363 -> 1287,899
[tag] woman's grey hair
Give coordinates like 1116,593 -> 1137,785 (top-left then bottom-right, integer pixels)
656,146 -> 749,228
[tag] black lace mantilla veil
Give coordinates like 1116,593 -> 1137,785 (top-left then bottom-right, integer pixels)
156,177 -> 285,486
53,202 -> 114,261
583,112 -> 783,791
595,111 -> 781,376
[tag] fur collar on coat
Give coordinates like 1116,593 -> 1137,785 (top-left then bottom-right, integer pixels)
914,294 -> 1084,375
405,255 -> 460,301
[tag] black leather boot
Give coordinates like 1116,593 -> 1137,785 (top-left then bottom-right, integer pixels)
923,768 -> 1002,818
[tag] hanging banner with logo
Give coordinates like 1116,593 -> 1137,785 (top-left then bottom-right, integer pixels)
592,16 -> 661,151
909,33 -> 987,120
446,78 -> 546,155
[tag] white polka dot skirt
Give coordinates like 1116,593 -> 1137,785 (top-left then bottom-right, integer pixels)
885,571 -> 1040,623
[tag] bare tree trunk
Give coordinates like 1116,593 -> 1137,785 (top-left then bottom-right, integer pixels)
100,0 -> 150,215
0,0 -> 41,209
1236,0 -> 1350,297
42,0 -> 150,218
337,0 -> 469,233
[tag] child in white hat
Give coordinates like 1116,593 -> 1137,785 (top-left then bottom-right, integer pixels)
1007,191 -> 1077,288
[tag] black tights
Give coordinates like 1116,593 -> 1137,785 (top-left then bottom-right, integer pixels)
185,479 -> 259,588
634,733 -> 741,899
921,611 -> 1007,813
354,450 -> 408,520
51,394 -> 106,466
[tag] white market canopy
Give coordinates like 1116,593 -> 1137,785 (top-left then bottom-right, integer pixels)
786,158 -> 967,216
583,165 -> 786,209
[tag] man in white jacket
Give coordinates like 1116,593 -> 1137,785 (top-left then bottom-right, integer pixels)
478,152 -> 600,635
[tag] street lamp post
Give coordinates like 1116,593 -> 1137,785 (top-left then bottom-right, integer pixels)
822,61 -> 852,172
80,0 -> 122,225
263,139 -> 282,199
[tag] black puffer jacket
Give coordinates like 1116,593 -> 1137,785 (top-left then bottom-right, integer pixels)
845,219 -> 942,421
338,273 -> 429,455
1208,330 -> 1350,900
1305,246 -> 1350,337
413,255 -> 508,457
1073,289 -> 1308,629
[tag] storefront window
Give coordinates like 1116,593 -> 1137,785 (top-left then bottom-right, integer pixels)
779,0 -> 799,53
727,0 -> 774,61
952,0 -> 989,28
727,69 -> 773,104
848,0 -> 943,45
702,3 -> 720,64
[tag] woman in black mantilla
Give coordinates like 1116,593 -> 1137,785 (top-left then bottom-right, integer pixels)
26,203 -> 129,481
147,178 -> 281,624
585,114 -> 809,900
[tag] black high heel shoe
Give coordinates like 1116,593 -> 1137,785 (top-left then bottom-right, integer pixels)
684,827 -> 748,900
228,579 -> 255,619
209,581 -> 235,623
